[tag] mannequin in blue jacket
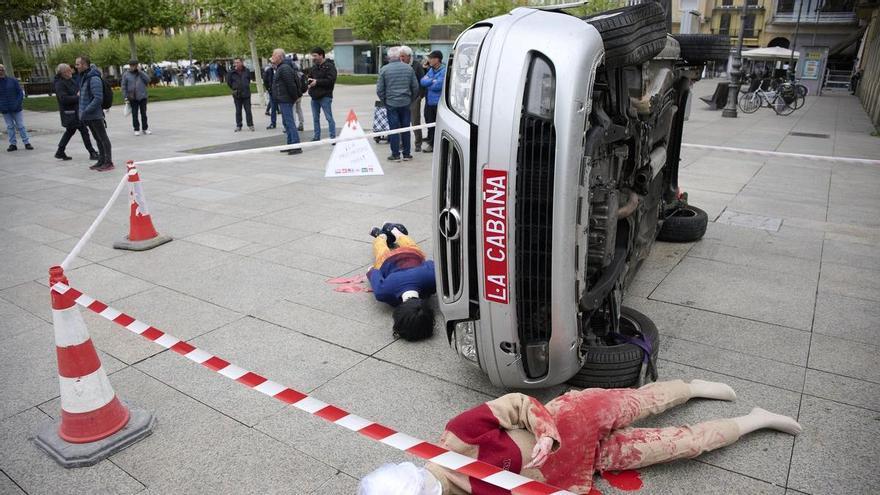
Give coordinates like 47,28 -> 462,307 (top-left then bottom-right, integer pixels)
368,223 -> 436,341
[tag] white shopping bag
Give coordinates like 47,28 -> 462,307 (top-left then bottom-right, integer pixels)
123,101 -> 131,117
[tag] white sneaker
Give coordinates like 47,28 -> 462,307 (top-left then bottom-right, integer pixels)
143,129 -> 152,135
134,130 -> 141,136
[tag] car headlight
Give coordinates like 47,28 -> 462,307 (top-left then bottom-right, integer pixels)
524,55 -> 555,120
447,26 -> 489,121
451,320 -> 480,367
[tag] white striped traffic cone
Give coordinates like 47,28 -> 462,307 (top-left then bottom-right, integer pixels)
34,266 -> 155,468
113,161 -> 172,251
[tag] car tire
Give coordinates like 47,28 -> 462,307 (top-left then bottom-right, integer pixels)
583,2 -> 667,68
672,34 -> 731,65
568,307 -> 660,389
658,205 -> 708,242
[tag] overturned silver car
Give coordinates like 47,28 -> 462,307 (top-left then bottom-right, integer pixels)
432,2 -> 728,389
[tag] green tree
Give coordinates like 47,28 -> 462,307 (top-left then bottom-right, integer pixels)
254,0 -> 333,54
10,45 -> 36,78
47,40 -> 92,69
191,30 -> 232,61
63,0 -> 189,61
347,0 -> 429,45
91,36 -> 129,69
206,0 -> 292,105
0,0 -> 62,76
563,0 -> 623,17
449,0 -> 528,28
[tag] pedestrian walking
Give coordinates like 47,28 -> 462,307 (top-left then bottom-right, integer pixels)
420,51 -> 445,153
53,63 -> 98,161
307,47 -> 337,141
263,62 -> 277,129
376,46 -> 419,162
400,46 -> 426,152
0,64 -> 33,152
121,59 -> 151,136
75,56 -> 113,171
227,57 -> 254,132
270,48 -> 303,155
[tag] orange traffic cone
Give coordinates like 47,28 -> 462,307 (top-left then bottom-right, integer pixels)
34,266 -> 155,468
113,161 -> 172,251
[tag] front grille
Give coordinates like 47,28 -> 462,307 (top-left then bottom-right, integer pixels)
437,136 -> 463,302
515,114 -> 556,373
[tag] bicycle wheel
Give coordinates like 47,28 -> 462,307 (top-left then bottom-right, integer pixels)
773,96 -> 796,116
739,92 -> 760,113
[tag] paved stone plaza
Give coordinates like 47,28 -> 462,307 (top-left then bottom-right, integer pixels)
1,80 -> 878,494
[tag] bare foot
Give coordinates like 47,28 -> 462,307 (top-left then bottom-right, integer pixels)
749,407 -> 803,435
689,379 -> 737,401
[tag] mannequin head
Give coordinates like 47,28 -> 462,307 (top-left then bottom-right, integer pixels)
392,298 -> 434,341
358,462 -> 441,495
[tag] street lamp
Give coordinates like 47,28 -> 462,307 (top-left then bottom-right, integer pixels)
722,0 -> 752,118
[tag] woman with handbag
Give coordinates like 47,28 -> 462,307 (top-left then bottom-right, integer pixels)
53,63 -> 98,161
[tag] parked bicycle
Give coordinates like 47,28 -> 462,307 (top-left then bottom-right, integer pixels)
739,81 -> 799,115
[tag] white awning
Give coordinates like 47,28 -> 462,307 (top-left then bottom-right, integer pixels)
742,47 -> 800,61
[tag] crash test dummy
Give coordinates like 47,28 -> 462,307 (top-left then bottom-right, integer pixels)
357,379 -> 802,494
368,222 -> 436,341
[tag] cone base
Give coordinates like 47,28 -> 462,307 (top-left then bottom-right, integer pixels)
34,406 -> 155,468
113,234 -> 172,252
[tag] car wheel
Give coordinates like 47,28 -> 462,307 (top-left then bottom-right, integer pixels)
568,307 -> 660,389
672,34 -> 731,65
658,205 -> 708,242
583,2 -> 667,68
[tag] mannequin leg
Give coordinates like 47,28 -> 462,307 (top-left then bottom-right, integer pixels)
372,236 -> 392,269
596,408 -> 801,472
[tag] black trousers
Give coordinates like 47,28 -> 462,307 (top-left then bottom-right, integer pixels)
424,104 -> 438,144
57,124 -> 96,154
84,119 -> 112,165
233,96 -> 253,128
130,99 -> 148,131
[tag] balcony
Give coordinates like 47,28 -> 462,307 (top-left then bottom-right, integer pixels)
772,0 -> 857,24
712,28 -> 763,40
771,11 -> 857,23
714,0 -> 766,12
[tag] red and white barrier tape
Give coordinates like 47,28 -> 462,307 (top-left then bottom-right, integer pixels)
50,282 -> 574,495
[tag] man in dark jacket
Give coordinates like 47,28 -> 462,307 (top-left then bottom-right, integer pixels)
307,47 -> 337,141
53,63 -> 98,161
377,46 -> 419,161
227,58 -> 254,132
263,62 -> 277,128
401,46 -> 426,152
0,64 -> 32,152
76,56 -> 113,171
270,48 -> 302,155
121,59 -> 151,136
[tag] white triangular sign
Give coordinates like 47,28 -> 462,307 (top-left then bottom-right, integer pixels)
324,110 -> 384,178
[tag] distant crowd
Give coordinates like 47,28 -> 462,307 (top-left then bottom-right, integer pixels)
0,44 -> 446,169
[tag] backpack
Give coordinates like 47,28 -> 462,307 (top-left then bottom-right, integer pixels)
101,77 -> 113,109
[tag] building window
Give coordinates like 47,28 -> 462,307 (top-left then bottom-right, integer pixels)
58,18 -> 65,27
743,14 -> 756,37
721,0 -> 732,6
424,1 -> 434,13
61,33 -> 67,43
719,13 -> 731,35
98,33 -> 104,39
335,5 -> 344,15
776,0 -> 794,12
821,0 -> 855,12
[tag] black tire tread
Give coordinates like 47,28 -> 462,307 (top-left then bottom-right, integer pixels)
584,3 -> 668,67
567,307 -> 660,389
658,205 -> 709,242
672,34 -> 731,65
